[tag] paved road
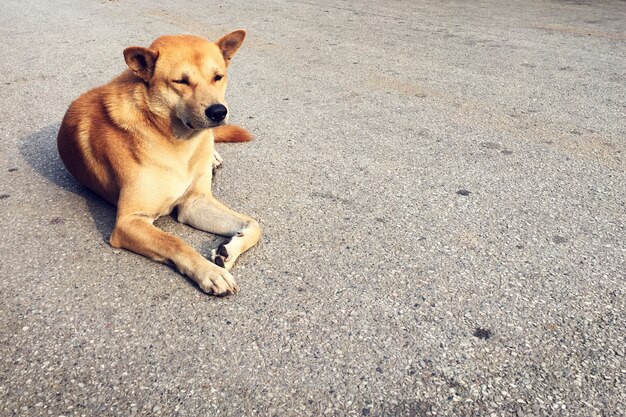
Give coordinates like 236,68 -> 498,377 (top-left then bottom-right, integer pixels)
1,0 -> 625,415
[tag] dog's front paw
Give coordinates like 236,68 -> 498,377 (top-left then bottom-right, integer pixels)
197,262 -> 238,296
212,149 -> 223,170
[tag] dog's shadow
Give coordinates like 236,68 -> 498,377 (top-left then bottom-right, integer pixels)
19,123 -> 117,241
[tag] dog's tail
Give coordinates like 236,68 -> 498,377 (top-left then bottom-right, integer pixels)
214,125 -> 254,142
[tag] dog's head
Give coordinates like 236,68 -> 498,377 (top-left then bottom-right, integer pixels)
123,31 -> 245,131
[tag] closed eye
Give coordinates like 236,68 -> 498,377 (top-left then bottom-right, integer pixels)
172,78 -> 189,85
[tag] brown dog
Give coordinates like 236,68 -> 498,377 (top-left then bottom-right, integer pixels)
57,31 -> 260,296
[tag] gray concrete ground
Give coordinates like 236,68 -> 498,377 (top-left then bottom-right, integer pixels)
1,0 -> 625,415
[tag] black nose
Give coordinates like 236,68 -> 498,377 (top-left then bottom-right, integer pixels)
205,104 -> 228,123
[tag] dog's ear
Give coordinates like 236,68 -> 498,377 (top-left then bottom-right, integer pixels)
123,47 -> 159,82
216,30 -> 246,65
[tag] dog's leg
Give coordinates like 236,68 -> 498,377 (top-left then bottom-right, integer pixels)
110,214 -> 238,295
212,149 -> 223,170
177,196 -> 261,271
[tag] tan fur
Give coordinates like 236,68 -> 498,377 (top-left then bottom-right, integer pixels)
214,124 -> 254,142
57,31 -> 260,296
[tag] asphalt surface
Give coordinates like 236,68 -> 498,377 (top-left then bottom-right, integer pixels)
1,0 -> 625,415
